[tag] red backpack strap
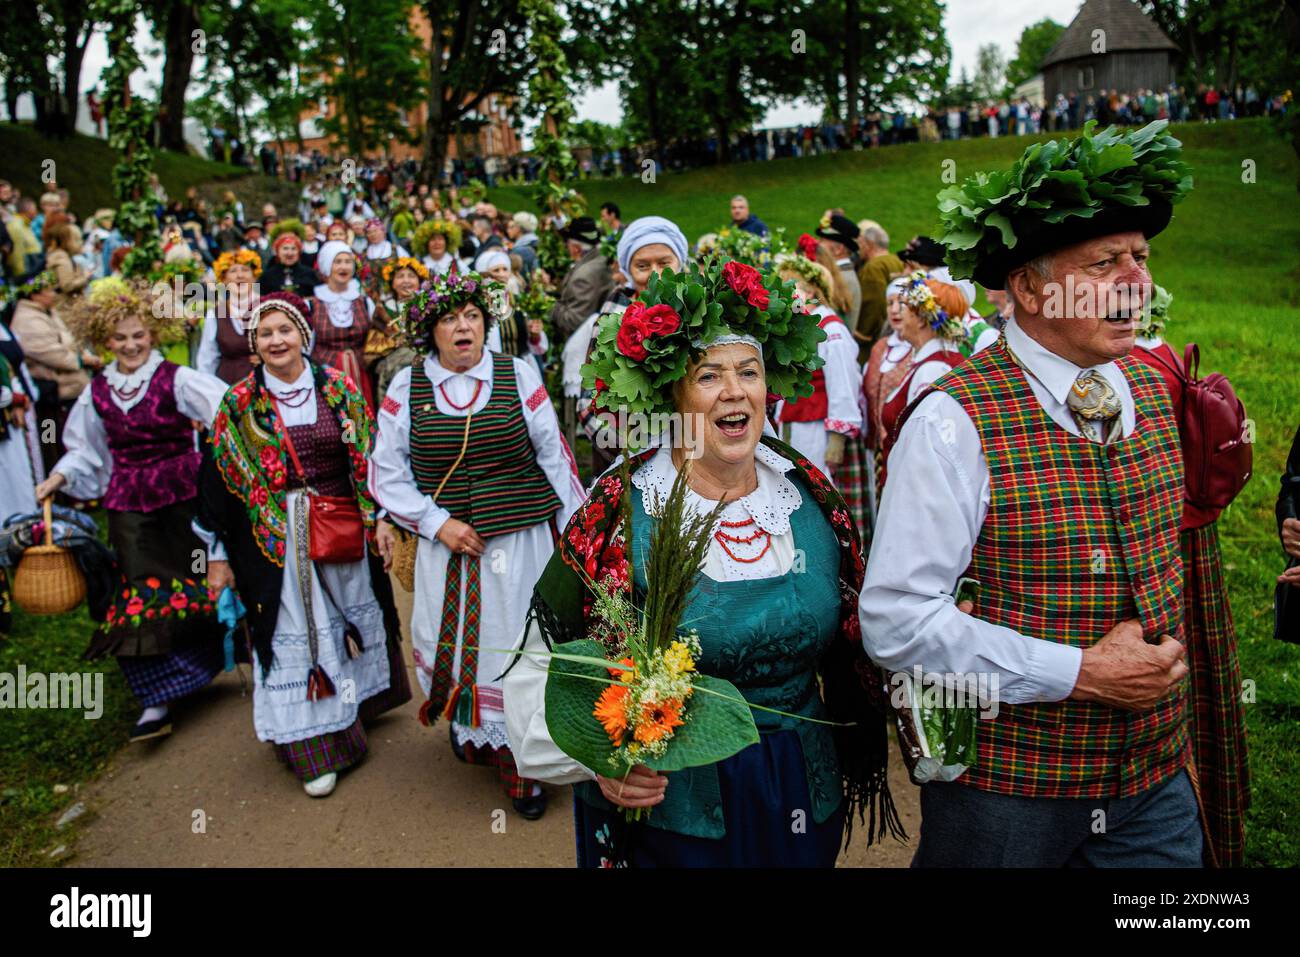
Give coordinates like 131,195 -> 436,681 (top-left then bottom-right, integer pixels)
1183,342 -> 1200,381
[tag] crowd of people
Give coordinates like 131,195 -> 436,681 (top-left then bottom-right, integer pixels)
0,115 -> 1278,869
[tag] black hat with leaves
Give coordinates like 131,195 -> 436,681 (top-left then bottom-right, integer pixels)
936,120 -> 1193,289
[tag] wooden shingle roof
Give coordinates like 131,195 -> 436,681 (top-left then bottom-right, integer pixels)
1040,0 -> 1179,69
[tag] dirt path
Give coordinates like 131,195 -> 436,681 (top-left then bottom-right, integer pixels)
71,585 -> 920,868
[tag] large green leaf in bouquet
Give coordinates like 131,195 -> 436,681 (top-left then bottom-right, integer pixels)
544,639 -> 760,774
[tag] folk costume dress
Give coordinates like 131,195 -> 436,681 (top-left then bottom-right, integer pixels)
310,279 -> 376,409
1134,334 -> 1249,866
504,439 -> 899,867
861,329 -> 912,503
371,349 -> 585,797
777,303 -> 868,539
876,337 -> 963,488
52,350 -> 227,706
361,239 -> 409,302
196,290 -> 258,385
200,363 -> 409,781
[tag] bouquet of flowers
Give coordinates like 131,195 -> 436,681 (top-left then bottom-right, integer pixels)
697,225 -> 788,268
543,462 -> 759,816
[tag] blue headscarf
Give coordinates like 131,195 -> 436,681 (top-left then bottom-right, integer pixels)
616,216 -> 688,279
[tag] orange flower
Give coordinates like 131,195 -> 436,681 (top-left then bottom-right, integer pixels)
607,657 -> 635,684
633,698 -> 685,745
594,683 -> 629,746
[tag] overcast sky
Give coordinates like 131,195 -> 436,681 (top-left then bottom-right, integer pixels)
62,0 -> 1088,137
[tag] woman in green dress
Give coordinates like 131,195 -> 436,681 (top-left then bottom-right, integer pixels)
503,258 -> 900,867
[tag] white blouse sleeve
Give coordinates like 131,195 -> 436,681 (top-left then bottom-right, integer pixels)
503,615 -> 598,785
822,320 -> 863,437
195,310 -> 221,378
368,365 -> 450,539
173,366 -> 231,428
52,389 -> 112,501
515,357 -> 585,527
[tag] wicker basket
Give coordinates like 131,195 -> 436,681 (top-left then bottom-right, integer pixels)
12,499 -> 86,615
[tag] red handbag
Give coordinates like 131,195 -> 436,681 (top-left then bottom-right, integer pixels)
271,396 -> 366,564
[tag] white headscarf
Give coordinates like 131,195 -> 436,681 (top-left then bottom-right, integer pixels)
475,249 -> 511,273
616,216 -> 688,278
316,240 -> 354,279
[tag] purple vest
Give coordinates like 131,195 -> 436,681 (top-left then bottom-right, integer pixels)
283,389 -> 353,498
90,361 -> 201,513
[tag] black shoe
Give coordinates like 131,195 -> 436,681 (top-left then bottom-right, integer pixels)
512,790 -> 548,820
449,724 -> 466,763
130,716 -> 173,742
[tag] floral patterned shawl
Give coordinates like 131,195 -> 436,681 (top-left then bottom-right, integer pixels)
208,362 -> 377,566
526,436 -> 904,847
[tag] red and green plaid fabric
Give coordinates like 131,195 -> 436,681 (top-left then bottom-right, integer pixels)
931,338 -> 1188,799
408,352 -> 561,538
1181,523 -> 1250,866
425,550 -> 482,726
462,739 -> 535,800
274,718 -> 368,781
831,435 -> 872,550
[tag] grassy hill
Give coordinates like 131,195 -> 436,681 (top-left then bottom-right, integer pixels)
0,122 -> 297,218
497,119 -> 1300,866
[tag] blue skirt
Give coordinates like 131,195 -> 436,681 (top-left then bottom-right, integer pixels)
574,729 -> 844,868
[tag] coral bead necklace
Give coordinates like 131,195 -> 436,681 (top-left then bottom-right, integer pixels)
713,516 -> 771,563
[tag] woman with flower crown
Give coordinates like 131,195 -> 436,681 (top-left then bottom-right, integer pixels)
197,290 -> 408,798
503,259 -> 901,867
370,256 -> 428,400
196,248 -> 263,384
413,219 -> 465,278
370,269 -> 585,821
35,278 -> 228,742
876,273 -> 968,486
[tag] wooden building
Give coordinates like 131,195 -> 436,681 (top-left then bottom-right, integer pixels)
1040,0 -> 1179,103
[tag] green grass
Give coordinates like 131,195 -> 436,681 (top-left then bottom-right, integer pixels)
0,122 -> 251,216
2,118 -> 1297,866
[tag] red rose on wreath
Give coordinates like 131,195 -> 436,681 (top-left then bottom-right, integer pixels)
722,260 -> 761,297
615,303 -> 652,361
745,283 -> 770,310
797,233 -> 819,261
641,304 -> 681,338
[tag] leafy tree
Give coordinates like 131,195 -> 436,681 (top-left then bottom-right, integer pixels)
972,42 -> 1007,102
308,0 -> 423,157
1006,18 -> 1065,88
414,0 -> 534,187
144,0 -> 201,153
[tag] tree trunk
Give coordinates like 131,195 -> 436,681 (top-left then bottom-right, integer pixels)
159,1 -> 200,152
58,9 -> 93,138
418,5 -> 449,187
844,0 -> 859,133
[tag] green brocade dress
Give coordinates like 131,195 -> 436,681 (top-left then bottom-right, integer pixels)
573,483 -> 846,867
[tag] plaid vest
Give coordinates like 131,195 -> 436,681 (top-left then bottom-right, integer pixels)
932,338 -> 1188,799
409,353 -> 561,537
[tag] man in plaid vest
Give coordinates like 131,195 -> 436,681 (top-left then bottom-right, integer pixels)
860,121 -> 1206,866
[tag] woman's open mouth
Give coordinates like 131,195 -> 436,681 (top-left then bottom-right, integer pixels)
714,411 -> 749,438
454,336 -> 474,350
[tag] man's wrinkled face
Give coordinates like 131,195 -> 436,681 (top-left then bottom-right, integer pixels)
1011,231 -> 1152,367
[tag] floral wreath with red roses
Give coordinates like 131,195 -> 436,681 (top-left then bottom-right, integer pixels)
581,258 -> 826,416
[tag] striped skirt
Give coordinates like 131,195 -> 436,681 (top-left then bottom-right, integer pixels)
1180,522 -> 1250,867
275,718 -> 368,781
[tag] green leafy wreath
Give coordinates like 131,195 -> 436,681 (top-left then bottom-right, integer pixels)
936,119 -> 1193,282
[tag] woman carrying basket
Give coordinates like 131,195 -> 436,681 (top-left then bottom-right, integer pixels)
35,278 -> 228,742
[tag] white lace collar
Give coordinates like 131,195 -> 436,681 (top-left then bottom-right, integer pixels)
631,443 -> 801,535
314,280 -> 361,304
102,350 -> 164,412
